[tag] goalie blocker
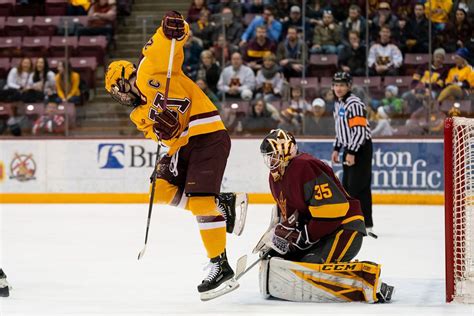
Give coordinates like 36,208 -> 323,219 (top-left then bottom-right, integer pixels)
259,258 -> 394,303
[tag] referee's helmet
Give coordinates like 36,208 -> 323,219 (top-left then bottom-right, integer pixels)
332,71 -> 352,85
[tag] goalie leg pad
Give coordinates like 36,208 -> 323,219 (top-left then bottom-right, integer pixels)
261,258 -> 384,303
259,258 -> 271,299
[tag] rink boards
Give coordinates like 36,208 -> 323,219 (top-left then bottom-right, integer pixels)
0,138 -> 444,204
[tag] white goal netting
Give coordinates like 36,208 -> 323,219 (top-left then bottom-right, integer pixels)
449,117 -> 474,303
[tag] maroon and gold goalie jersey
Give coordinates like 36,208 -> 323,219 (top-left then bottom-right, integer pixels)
270,153 -> 366,241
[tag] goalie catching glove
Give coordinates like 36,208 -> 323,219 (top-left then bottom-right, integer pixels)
162,11 -> 186,40
153,109 -> 180,140
267,211 -> 315,255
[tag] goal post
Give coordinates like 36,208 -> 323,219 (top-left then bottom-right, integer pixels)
445,117 -> 474,303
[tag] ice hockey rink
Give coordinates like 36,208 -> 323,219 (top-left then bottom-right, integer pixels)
1,203 -> 473,316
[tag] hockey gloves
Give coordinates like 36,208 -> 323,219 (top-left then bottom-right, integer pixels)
162,11 -> 186,40
153,109 -> 180,140
268,212 -> 314,255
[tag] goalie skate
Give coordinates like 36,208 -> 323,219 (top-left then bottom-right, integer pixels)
217,192 -> 248,236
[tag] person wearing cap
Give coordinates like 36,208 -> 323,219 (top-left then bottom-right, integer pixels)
424,0 -> 453,32
276,26 -> 308,79
281,5 -> 311,39
437,47 -> 474,103
243,25 -> 277,72
330,72 -> 374,232
303,97 -> 333,136
370,2 -> 399,42
310,10 -> 342,54
408,48 -> 448,96
405,3 -> 430,53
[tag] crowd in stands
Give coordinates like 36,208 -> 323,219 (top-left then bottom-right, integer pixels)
183,0 -> 474,137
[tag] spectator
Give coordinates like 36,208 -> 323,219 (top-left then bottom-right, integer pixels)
377,85 -> 404,119
408,48 -> 448,96
453,1 -> 474,22
1,57 -> 33,102
370,103 -> 396,137
405,99 -> 446,135
341,5 -> 366,45
370,2 -> 399,41
27,57 -> 56,103
196,50 -> 221,95
338,30 -> 367,76
255,53 -> 284,102
404,3 -> 430,53
278,107 -> 301,135
210,34 -> 235,66
289,85 -> 311,112
77,0 -> 116,43
213,0 -> 242,19
212,7 -> 244,47
217,52 -> 256,100
444,6 -> 472,52
243,0 -> 264,14
275,0 -> 291,21
310,10 -> 342,54
321,87 -> 335,113
281,6 -> 311,39
187,0 -> 207,23
243,25 -> 277,71
368,26 -> 403,76
56,61 -> 81,105
240,5 -> 282,45
191,9 -> 215,49
391,0 -> 416,18
6,104 -> 26,136
32,102 -> 66,135
303,98 -> 333,135
438,47 -> 474,103
277,26 -> 307,79
424,0 -> 453,32
67,0 -> 91,15
242,98 -> 278,134
196,78 -> 221,110
182,30 -> 203,80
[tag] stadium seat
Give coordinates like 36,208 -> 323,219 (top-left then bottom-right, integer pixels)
440,100 -> 472,115
58,16 -> 88,34
383,76 -> 413,93
50,36 -> 78,57
0,57 -> 9,79
309,54 -> 338,77
10,57 -> 38,70
14,2 -> 40,16
70,57 -> 97,90
403,54 -> 429,75
0,0 -> 15,17
45,0 -> 67,16
22,37 -> 51,57
0,102 -> 13,117
77,36 -> 107,65
289,77 -> 319,101
222,100 -> 250,115
0,37 -> 22,57
56,102 -> 76,128
445,53 -> 457,66
4,16 -> 33,36
0,16 -> 5,36
22,102 -> 45,121
319,76 -> 333,89
47,57 -> 64,71
353,76 -> 383,98
32,16 -> 60,36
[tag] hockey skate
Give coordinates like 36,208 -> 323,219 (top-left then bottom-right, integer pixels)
376,282 -> 394,303
198,250 -> 239,301
217,193 -> 248,236
0,269 -> 10,297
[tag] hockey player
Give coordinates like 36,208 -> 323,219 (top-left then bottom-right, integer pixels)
104,11 -> 247,301
256,129 -> 394,303
0,269 -> 10,297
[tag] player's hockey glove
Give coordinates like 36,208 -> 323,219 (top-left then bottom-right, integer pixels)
268,212 -> 314,255
162,11 -> 186,40
153,109 -> 180,140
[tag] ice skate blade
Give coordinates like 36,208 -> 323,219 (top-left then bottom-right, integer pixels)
233,193 -> 248,236
200,278 -> 240,301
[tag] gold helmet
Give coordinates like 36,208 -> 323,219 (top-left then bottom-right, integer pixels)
260,129 -> 298,180
104,60 -> 141,107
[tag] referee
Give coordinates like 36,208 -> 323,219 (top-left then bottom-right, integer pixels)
330,72 -> 374,231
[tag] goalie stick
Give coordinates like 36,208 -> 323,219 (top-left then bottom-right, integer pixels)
137,38 -> 176,260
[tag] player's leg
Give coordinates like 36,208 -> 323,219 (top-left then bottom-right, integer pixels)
0,269 -> 10,297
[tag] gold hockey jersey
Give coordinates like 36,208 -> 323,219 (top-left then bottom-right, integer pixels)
130,22 -> 225,155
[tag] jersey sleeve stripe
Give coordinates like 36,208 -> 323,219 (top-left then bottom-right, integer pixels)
308,202 -> 349,218
189,110 -> 219,122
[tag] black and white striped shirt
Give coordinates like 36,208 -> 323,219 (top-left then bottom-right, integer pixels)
333,93 -> 371,154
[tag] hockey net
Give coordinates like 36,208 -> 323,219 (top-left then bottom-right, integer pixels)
445,117 -> 474,303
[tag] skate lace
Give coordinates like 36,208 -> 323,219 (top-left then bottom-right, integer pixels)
203,261 -> 221,282
217,202 -> 227,221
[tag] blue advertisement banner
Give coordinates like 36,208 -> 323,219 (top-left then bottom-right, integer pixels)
298,140 -> 444,193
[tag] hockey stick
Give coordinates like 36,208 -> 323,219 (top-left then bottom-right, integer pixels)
137,38 -> 176,260
235,249 -> 272,280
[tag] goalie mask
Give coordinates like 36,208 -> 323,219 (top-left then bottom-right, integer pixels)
105,60 -> 141,107
260,129 -> 298,180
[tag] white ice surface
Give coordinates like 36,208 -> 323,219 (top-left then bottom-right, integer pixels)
1,203 -> 473,316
